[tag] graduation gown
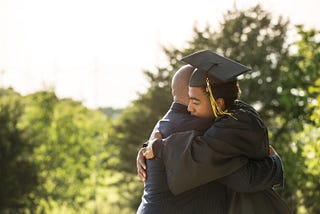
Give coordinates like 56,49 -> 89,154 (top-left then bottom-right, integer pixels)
152,100 -> 292,213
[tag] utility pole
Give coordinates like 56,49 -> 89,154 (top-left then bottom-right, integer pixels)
233,0 -> 237,10
53,59 -> 58,91
93,57 -> 100,214
93,57 -> 99,109
94,132 -> 101,214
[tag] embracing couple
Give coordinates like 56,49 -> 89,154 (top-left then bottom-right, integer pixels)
136,50 -> 292,214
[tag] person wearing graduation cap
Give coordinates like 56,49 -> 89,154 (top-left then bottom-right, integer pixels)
136,65 -> 283,214
143,50 -> 292,213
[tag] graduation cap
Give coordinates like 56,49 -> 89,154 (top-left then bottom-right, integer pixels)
181,50 -> 251,86
181,50 -> 251,119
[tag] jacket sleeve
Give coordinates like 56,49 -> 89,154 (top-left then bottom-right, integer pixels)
217,154 -> 284,193
152,130 -> 249,195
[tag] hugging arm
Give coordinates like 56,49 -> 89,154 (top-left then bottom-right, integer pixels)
150,128 -> 279,195
217,154 -> 283,193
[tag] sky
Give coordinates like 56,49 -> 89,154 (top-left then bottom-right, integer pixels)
0,0 -> 319,109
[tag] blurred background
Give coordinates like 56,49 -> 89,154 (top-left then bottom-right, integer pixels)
0,0 -> 319,213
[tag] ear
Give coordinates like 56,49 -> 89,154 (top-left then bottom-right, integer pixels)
216,98 -> 225,110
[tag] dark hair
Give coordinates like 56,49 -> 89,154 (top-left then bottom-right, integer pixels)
210,80 -> 240,109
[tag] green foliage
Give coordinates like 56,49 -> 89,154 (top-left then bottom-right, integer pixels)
272,27 -> 320,213
0,88 -> 39,211
1,4 -> 319,214
108,77 -> 173,210
290,78 -> 320,214
29,95 -> 111,212
177,4 -> 290,121
108,4 -> 293,212
163,7 -> 320,213
99,107 -> 123,119
109,4 -> 320,213
0,89 -> 115,213
162,4 -> 290,124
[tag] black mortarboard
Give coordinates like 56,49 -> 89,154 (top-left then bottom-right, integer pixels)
181,50 -> 251,87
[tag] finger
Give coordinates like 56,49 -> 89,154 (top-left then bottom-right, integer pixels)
139,173 -> 145,181
138,172 -> 145,181
139,159 -> 146,170
138,155 -> 146,170
138,149 -> 146,168
137,165 -> 146,180
140,170 -> 146,181
138,169 -> 144,181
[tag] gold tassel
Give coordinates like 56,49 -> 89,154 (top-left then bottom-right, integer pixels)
206,78 -> 237,120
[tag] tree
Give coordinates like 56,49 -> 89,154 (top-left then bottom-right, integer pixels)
20,91 -> 112,213
0,88 -> 39,211
294,79 -> 320,213
107,67 -> 173,210
278,27 -> 320,213
110,4 -> 292,212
